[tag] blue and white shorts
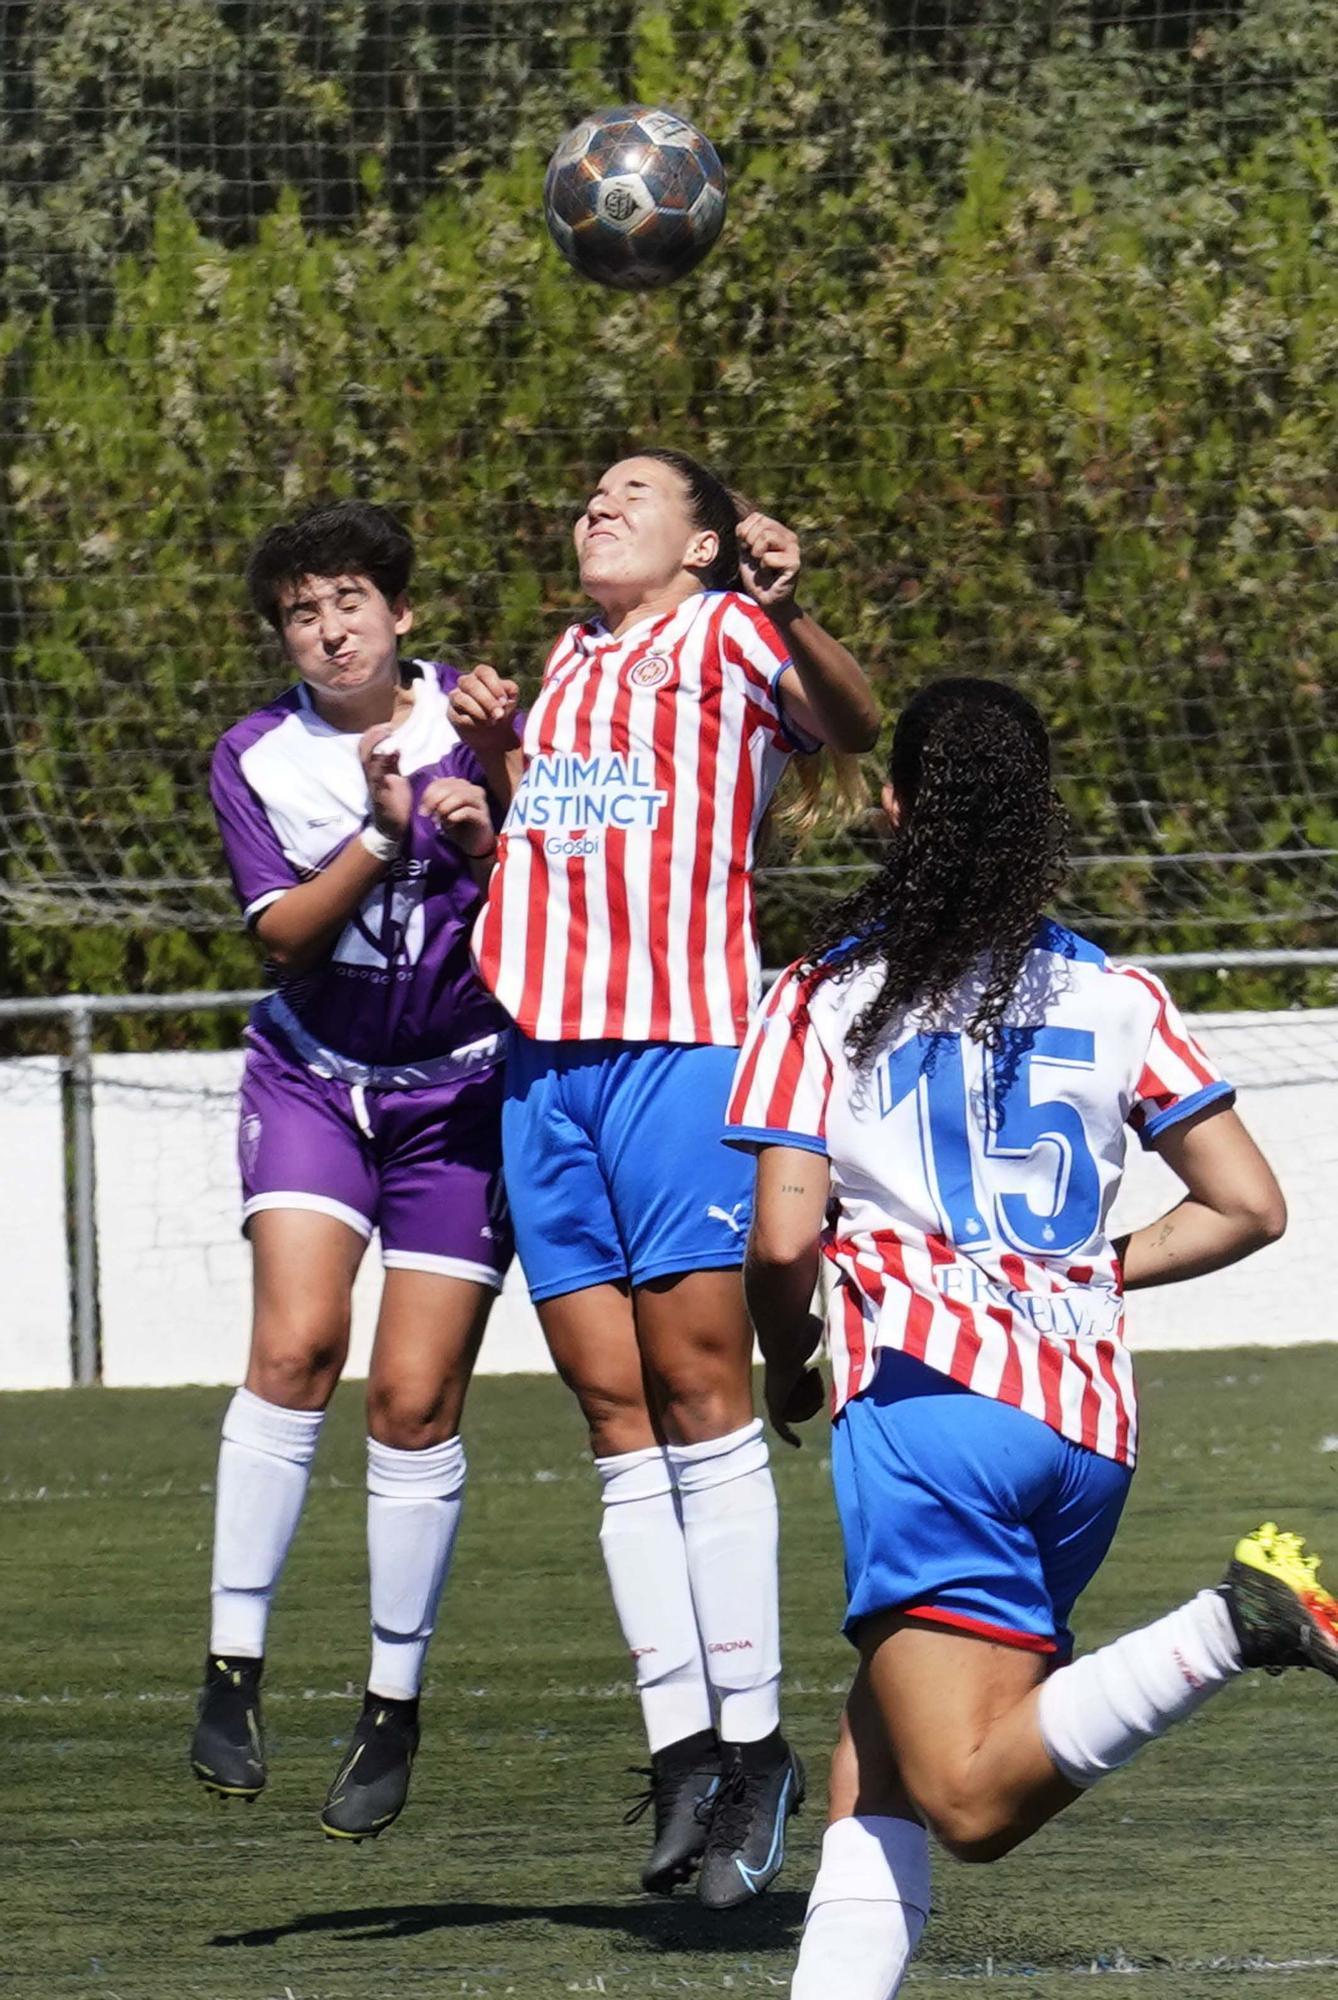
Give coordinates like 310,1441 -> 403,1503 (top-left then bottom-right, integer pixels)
832,1347 -> 1132,1658
502,1037 -> 755,1304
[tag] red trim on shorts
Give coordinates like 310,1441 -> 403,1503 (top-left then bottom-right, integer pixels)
899,1604 -> 1058,1653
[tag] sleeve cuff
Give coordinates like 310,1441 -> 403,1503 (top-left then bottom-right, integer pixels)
722,1123 -> 829,1156
1138,1080 -> 1235,1147
771,661 -> 823,756
243,888 -> 288,925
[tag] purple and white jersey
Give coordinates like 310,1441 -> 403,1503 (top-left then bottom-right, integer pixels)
210,660 -> 508,1067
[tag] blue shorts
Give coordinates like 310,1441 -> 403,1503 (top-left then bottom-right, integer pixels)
502,1037 -> 755,1304
832,1349 -> 1132,1658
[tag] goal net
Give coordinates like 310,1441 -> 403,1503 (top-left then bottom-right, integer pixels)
1,5 -> 1335,1383
0,1 -> 1334,1013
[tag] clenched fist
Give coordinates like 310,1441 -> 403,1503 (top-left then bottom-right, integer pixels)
359,723 -> 412,841
737,512 -> 802,611
447,665 -> 521,757
419,776 -> 498,859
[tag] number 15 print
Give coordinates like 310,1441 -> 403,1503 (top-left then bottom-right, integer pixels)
876,1028 -> 1101,1259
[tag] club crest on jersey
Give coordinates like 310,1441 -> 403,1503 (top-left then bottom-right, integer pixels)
625,651 -> 675,690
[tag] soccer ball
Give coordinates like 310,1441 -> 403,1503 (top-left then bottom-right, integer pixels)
543,106 -> 727,292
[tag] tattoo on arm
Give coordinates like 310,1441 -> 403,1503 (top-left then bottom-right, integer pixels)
780,1182 -> 808,1195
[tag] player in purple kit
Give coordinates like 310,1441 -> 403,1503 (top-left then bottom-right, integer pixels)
194,499 -> 517,1841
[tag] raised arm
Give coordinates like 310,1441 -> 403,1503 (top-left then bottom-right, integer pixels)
446,664 -> 525,812
737,511 -> 880,753
1118,1103 -> 1286,1290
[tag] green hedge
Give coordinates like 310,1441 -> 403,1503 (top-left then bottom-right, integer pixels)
2,0 -> 1335,1027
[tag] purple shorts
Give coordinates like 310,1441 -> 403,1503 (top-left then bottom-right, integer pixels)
238,1026 -> 512,1288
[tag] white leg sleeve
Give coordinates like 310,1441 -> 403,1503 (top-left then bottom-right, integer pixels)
791,1815 -> 931,2000
210,1387 -> 325,1657
366,1433 -> 467,1701
668,1418 -> 782,1744
1038,1588 -> 1242,1789
597,1444 -> 713,1753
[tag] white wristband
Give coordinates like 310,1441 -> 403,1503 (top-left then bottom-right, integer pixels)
359,824 -> 401,863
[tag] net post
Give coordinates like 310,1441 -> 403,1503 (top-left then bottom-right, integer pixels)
65,1003 -> 101,1386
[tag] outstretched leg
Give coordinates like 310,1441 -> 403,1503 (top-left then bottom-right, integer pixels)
861,1523 -> 1338,1865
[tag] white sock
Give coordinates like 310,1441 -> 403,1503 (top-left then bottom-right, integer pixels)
668,1419 -> 782,1744
366,1434 -> 467,1701
791,1816 -> 931,2000
210,1387 -> 325,1657
1038,1588 -> 1242,1788
596,1444 -> 713,1753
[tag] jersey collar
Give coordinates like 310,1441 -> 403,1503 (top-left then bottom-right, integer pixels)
576,592 -> 713,656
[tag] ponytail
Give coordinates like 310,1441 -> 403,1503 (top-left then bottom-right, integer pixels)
807,678 -> 1069,1058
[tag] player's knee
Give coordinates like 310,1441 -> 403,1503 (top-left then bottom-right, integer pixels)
919,1784 -> 1021,1864
250,1319 -> 348,1406
365,1376 -> 456,1451
936,1820 -> 1024,1865
556,1371 -> 649,1457
656,1377 -> 750,1446
586,1406 -> 656,1458
251,1348 -> 342,1406
649,1339 -> 750,1443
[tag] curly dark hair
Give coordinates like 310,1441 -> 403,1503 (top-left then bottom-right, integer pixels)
633,446 -> 742,590
246,499 -> 414,630
808,677 -> 1069,1059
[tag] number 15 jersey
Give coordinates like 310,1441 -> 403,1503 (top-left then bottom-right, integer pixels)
725,922 -> 1233,1466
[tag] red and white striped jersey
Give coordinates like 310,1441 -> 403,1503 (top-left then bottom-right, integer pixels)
725,922 -> 1234,1465
473,590 -> 808,1044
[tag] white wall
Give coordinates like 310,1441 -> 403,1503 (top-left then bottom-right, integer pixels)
90,1050 -> 548,1389
0,1058 -> 73,1389
2,1008 -> 1334,1388
1111,1010 -> 1338,1352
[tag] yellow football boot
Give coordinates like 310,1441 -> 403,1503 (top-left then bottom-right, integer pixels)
1222,1522 -> 1338,1678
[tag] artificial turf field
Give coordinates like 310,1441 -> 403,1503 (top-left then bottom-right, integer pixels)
5,1348 -> 1338,2000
